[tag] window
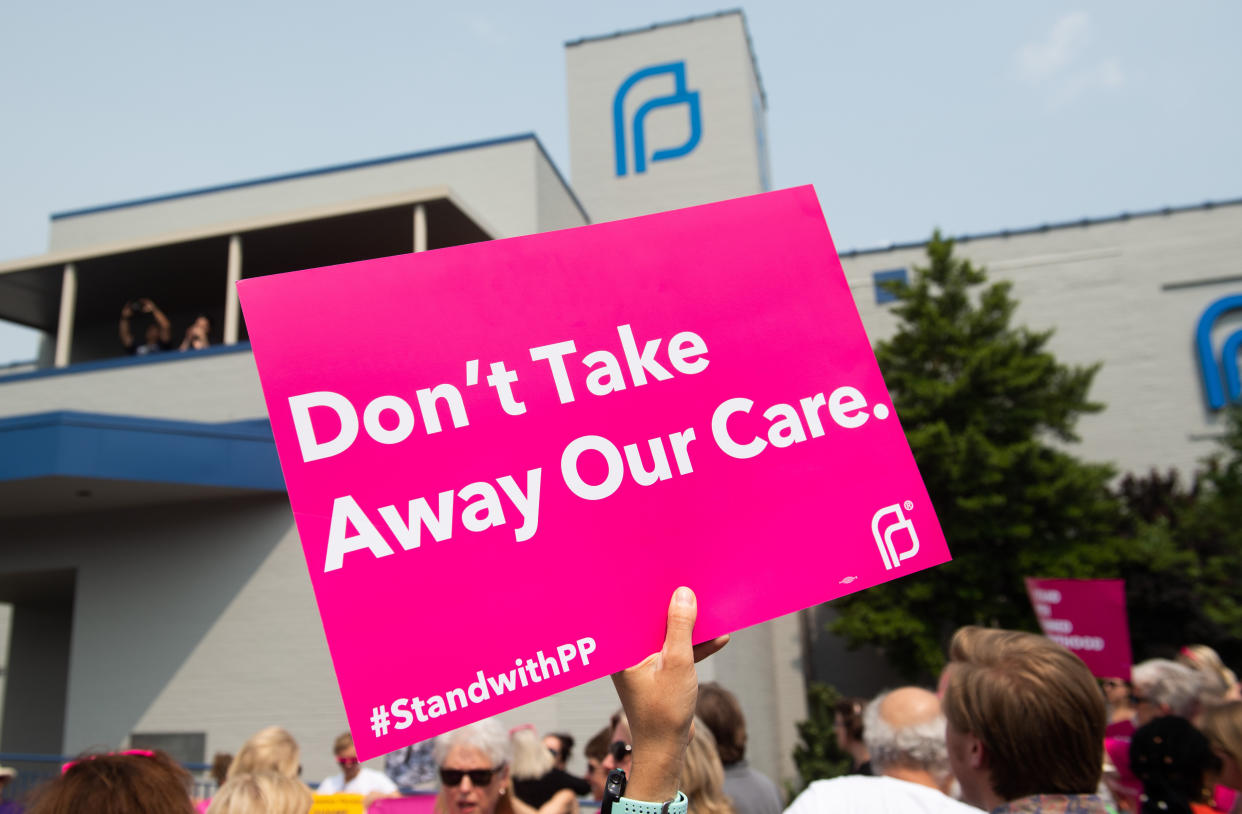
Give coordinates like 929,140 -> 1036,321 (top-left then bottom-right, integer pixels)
130,732 -> 206,765
872,268 -> 908,305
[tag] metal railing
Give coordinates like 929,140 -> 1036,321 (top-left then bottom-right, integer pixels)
0,753 -> 605,808
0,752 -> 214,803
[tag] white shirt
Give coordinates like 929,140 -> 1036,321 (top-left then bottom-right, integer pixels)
784,775 -> 980,814
317,766 -> 399,795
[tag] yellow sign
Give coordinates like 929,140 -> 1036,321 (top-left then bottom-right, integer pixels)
311,793 -> 366,814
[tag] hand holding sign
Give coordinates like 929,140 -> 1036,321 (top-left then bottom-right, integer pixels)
613,587 -> 729,804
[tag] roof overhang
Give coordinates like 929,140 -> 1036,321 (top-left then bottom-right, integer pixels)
0,411 -> 285,517
0,185 -> 498,277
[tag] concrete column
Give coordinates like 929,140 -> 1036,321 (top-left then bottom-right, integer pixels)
54,263 -> 77,368
414,204 -> 427,253
769,613 -> 809,786
0,602 -> 73,753
223,235 -> 242,345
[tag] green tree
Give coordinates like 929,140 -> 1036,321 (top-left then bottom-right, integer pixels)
1114,408 -> 1242,664
829,231 -> 1120,679
1182,407 -> 1242,659
791,683 -> 853,788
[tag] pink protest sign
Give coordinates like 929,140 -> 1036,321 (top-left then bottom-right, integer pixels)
237,186 -> 951,759
1025,577 -> 1133,680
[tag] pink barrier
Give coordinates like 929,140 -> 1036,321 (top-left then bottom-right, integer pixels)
371,795 -> 438,814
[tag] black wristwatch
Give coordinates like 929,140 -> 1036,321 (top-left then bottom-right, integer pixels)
602,768 -> 627,814
602,769 -> 688,814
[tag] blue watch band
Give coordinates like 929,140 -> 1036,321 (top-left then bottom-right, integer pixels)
616,791 -> 688,814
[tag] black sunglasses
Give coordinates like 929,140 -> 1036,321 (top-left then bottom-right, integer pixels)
440,766 -> 502,787
609,741 -> 632,762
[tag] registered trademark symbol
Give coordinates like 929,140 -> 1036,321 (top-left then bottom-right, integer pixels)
903,500 -> 914,511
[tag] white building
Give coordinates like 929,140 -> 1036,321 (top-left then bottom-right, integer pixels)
839,200 -> 1242,478
0,6 -> 1239,795
0,11 -> 810,790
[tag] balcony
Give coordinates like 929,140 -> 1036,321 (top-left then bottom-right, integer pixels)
0,191 -> 490,379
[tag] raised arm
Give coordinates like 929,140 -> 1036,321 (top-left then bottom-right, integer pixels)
119,301 -> 134,347
611,587 -> 729,804
144,299 -> 172,343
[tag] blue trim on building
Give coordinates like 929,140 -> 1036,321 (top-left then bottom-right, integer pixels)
0,342 -> 253,386
0,410 -> 283,490
837,197 -> 1242,259
51,133 -> 547,220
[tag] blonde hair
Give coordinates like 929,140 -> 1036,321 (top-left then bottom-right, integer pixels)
1178,644 -> 1240,704
229,727 -> 301,779
206,771 -> 312,814
1201,701 -> 1242,769
680,718 -> 734,814
510,727 -> 554,781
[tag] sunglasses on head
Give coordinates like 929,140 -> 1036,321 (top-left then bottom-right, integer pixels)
440,766 -> 502,787
608,741 -> 632,762
62,749 -> 156,775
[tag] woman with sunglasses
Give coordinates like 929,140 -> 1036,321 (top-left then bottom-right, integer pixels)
434,720 -> 576,814
1100,677 -> 1137,733
599,713 -> 635,779
435,719 -> 514,814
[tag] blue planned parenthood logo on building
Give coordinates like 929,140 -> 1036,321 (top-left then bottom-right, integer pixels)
612,61 -> 702,177
1195,292 -> 1242,410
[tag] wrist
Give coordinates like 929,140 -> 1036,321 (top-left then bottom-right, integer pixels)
626,753 -> 683,803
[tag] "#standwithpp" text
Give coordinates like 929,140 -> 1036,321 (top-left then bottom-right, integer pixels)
369,637 -> 597,738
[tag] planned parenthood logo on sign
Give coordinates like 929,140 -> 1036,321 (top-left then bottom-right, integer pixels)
612,61 -> 702,177
1195,293 -> 1242,410
871,501 -> 919,571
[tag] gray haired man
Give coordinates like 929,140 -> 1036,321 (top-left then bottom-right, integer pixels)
1132,659 -> 1206,725
784,687 -> 976,814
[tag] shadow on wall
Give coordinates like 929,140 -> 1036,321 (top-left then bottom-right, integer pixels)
0,494 -> 293,754
804,603 -> 904,696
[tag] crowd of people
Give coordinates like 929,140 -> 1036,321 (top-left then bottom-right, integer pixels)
119,298 -> 213,355
3,589 -> 1242,814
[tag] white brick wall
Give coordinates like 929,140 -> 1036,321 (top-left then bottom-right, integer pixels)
47,137 -> 579,250
567,13 -> 766,223
839,202 -> 1242,477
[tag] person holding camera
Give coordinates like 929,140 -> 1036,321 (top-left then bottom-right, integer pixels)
180,313 -> 213,352
120,298 -> 173,355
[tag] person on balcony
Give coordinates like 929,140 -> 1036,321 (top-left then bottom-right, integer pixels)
119,298 -> 173,355
180,313 -> 213,352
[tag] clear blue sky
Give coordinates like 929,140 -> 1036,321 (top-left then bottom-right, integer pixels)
1,1 -> 1239,361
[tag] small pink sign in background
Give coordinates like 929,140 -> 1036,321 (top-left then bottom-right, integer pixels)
1025,577 -> 1132,680
238,186 -> 951,759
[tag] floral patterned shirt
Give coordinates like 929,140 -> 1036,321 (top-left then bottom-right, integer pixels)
991,794 -> 1113,814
